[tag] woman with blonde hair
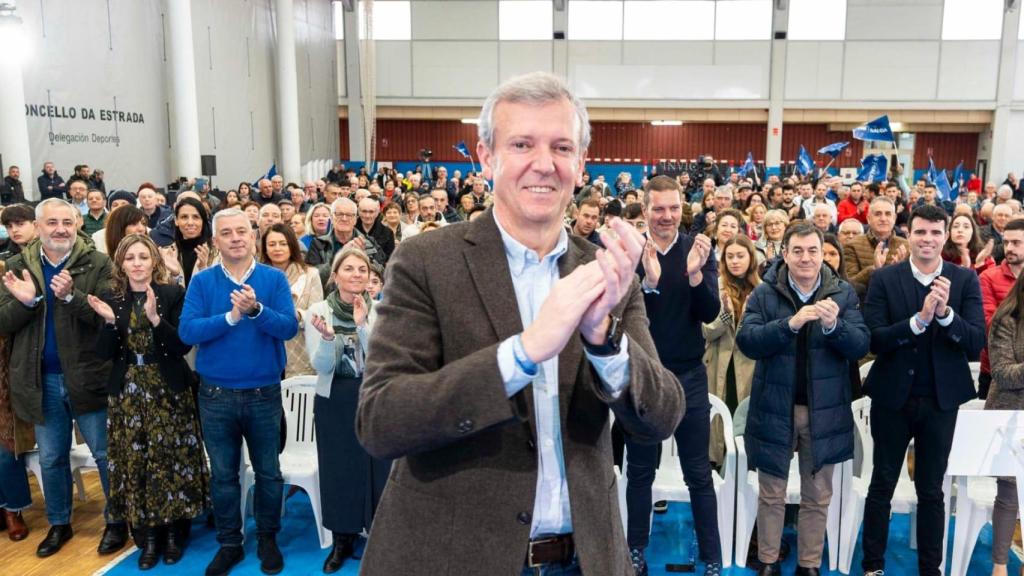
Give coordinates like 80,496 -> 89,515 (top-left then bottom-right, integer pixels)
88,234 -> 207,570
703,235 -> 760,465
755,209 -> 789,267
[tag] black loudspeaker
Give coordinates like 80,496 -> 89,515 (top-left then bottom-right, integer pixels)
201,155 -> 217,176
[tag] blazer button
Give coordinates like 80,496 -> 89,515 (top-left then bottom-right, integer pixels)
456,419 -> 474,435
908,369 -> 915,376
517,512 -> 532,525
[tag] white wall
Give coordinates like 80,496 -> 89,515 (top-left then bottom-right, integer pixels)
14,0 -> 337,193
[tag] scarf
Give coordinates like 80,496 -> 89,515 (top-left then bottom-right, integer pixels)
326,289 -> 371,378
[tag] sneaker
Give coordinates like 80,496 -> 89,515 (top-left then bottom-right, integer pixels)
630,547 -> 648,576
653,500 -> 669,513
863,571 -> 885,576
704,561 -> 722,576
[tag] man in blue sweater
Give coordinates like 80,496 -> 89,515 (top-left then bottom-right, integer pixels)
624,175 -> 722,576
179,208 -> 298,576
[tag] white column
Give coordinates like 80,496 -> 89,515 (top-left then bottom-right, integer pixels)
343,3 -> 366,161
166,0 -> 202,179
274,0 -> 302,183
990,6 -> 1020,181
765,3 -> 789,170
0,11 -> 33,198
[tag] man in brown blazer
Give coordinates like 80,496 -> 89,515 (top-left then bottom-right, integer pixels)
843,196 -> 909,298
356,72 -> 684,575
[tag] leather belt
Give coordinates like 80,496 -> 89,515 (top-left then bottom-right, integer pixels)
526,534 -> 575,568
125,352 -> 160,366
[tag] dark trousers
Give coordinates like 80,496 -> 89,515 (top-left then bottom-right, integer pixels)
861,396 -> 957,576
198,381 -> 284,547
624,366 -> 721,563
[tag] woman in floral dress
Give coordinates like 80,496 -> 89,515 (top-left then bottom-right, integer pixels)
88,234 -> 208,570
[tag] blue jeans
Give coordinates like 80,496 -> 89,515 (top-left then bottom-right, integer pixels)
34,373 -> 111,525
624,366 -> 721,563
198,381 -> 283,547
0,443 -> 32,511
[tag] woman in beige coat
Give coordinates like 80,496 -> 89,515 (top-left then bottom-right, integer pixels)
703,235 -> 760,466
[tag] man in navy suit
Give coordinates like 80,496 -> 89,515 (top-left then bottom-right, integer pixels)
860,204 -> 986,576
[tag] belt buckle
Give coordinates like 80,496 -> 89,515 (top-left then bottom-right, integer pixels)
527,536 -> 557,568
135,353 -> 145,366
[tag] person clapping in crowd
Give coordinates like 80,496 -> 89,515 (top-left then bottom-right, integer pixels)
88,234 -> 208,570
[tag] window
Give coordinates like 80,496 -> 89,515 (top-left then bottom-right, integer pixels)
359,0 -> 411,40
624,1 -> 715,40
788,0 -> 846,41
942,0 -> 1002,41
332,1 -> 344,40
500,1 -> 554,40
568,0 -> 623,40
715,0 -> 772,41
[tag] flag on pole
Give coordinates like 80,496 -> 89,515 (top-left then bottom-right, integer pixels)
796,145 -> 816,176
853,115 -> 896,143
452,141 -> 472,159
926,157 -> 939,185
856,155 -> 888,182
950,161 -> 964,199
735,152 -> 755,178
935,169 -> 953,201
817,141 -> 850,158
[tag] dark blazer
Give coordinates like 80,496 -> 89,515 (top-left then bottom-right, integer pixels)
863,260 -> 986,411
95,282 -> 193,395
356,209 -> 684,576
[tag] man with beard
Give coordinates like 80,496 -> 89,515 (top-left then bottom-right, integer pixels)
0,199 -> 124,558
572,198 -> 603,247
2,166 -> 25,205
37,162 -> 65,201
977,218 -> 1024,398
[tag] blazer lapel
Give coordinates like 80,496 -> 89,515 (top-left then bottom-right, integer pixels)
897,260 -> 922,317
463,212 -> 524,342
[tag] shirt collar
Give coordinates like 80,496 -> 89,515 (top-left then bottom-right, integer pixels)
787,272 -> 821,303
493,211 -> 568,276
646,230 -> 679,256
909,257 -> 943,286
40,245 -> 72,268
220,257 -> 257,286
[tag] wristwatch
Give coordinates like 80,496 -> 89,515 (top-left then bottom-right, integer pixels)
246,303 -> 263,318
582,315 -> 624,357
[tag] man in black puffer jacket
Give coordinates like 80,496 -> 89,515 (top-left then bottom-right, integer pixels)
736,222 -> 870,576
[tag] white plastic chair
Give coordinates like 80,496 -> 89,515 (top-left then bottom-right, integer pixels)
734,404 -> 849,571
242,376 -> 332,548
947,399 -> 995,576
617,394 -> 737,567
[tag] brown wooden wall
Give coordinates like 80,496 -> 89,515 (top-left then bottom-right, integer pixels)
339,119 -> 979,169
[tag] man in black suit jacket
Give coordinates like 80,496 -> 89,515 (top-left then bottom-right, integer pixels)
860,204 -> 986,576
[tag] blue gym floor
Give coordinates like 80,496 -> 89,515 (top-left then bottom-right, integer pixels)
103,493 -> 1021,575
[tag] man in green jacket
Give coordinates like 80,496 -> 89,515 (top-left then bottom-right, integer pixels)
0,198 -> 123,558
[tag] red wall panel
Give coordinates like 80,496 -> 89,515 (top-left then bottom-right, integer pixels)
780,124 -> 864,168
913,133 -> 978,171
338,119 -> 350,160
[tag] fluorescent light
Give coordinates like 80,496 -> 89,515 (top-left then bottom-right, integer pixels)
461,118 -> 479,124
651,120 -> 683,126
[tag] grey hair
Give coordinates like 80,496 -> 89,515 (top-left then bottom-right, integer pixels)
212,207 -> 247,234
331,197 -> 357,214
35,197 -> 76,220
477,71 -> 591,152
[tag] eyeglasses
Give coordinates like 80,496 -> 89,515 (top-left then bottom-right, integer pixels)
333,212 -> 356,219
627,220 -> 647,230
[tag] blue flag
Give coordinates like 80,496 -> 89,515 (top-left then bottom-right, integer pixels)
926,157 -> 938,185
735,152 -> 755,178
452,141 -> 472,159
935,169 -> 953,201
818,141 -> 850,158
796,145 -> 816,176
950,161 -> 964,199
853,115 -> 895,143
856,155 -> 888,182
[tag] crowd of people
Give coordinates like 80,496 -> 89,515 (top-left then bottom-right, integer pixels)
0,70 -> 1021,576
